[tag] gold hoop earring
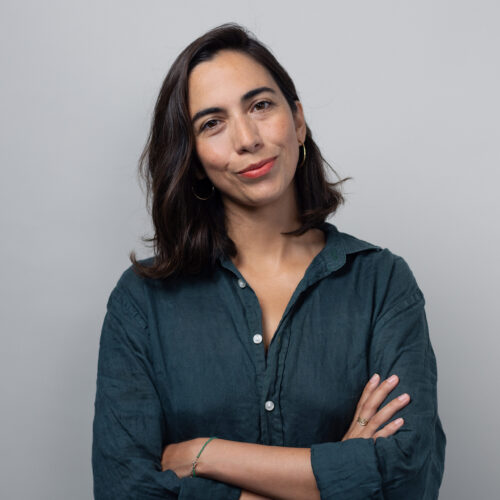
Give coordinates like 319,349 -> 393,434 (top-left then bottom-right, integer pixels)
298,142 -> 306,167
192,179 -> 215,201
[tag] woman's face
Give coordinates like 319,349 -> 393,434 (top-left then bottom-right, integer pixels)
188,50 -> 306,210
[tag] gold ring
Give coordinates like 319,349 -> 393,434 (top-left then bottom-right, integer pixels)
357,416 -> 369,426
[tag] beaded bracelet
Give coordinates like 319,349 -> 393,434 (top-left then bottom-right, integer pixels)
191,437 -> 218,477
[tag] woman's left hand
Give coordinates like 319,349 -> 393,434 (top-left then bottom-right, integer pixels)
161,437 -> 204,478
341,373 -> 410,442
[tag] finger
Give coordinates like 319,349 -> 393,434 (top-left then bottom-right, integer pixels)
358,374 -> 400,421
372,417 -> 404,440
343,375 -> 381,441
354,373 -> 380,417
367,392 -> 411,432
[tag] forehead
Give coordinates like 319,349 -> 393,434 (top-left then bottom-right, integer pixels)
188,50 -> 277,112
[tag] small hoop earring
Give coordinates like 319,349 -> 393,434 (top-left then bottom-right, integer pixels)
192,180 -> 215,201
298,142 -> 306,167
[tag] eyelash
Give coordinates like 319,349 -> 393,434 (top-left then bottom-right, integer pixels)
199,100 -> 274,132
253,100 -> 273,111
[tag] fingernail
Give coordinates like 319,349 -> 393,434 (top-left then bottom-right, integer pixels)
398,393 -> 409,402
370,373 -> 380,385
387,375 -> 398,384
394,418 -> 404,426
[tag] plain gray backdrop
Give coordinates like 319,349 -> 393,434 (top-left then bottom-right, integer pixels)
1,1 -> 499,498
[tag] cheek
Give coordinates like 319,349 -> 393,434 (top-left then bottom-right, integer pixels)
195,139 -> 228,172
265,114 -> 297,145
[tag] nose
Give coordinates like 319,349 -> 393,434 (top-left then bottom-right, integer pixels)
231,114 -> 262,154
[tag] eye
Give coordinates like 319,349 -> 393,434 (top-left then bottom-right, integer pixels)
253,100 -> 273,111
200,119 -> 220,132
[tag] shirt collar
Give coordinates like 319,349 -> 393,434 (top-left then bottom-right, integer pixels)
307,221 -> 380,284
217,221 -> 379,282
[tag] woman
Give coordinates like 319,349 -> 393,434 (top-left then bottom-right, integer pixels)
92,23 -> 445,499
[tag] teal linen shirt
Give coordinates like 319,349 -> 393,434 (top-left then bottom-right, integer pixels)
92,222 -> 445,499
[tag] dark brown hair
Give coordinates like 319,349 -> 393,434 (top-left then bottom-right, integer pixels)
130,23 -> 347,279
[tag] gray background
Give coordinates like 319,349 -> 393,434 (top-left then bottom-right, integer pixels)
1,1 -> 498,498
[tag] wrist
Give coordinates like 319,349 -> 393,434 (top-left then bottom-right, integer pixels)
191,437 -> 218,478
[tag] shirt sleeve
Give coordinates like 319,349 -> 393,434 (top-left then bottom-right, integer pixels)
310,256 -> 446,500
92,285 -> 242,500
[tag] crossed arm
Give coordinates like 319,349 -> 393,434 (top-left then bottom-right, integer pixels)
161,374 -> 410,500
94,278 -> 444,499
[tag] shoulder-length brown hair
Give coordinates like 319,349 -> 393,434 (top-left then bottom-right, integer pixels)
131,23 -> 347,279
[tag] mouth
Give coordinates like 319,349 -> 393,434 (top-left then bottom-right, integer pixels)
238,156 -> 276,174
237,157 -> 277,179
238,157 -> 277,174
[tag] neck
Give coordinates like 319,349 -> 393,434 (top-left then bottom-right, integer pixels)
223,183 -> 324,274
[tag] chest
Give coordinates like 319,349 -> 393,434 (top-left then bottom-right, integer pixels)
148,234 -> 382,445
152,274 -> 372,446
241,270 -> 305,352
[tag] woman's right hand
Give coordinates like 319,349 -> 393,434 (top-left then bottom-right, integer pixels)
342,373 -> 410,442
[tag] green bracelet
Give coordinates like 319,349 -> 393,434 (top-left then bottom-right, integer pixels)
191,437 -> 218,477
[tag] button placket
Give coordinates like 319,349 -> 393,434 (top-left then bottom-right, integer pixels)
234,273 -> 279,443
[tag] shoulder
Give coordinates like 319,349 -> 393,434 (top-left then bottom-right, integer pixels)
332,225 -> 415,281
106,258 -> 157,325
115,258 -> 155,293
326,223 -> 423,309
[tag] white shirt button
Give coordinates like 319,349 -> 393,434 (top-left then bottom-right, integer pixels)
265,400 -> 275,411
237,278 -> 246,288
253,334 -> 263,344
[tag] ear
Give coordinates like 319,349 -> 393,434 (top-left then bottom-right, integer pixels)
194,167 -> 206,180
193,154 -> 207,180
293,100 -> 307,144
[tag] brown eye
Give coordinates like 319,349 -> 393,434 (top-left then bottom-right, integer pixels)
201,119 -> 220,132
253,100 -> 272,111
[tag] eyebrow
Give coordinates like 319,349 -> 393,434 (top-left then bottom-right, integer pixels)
191,86 -> 277,125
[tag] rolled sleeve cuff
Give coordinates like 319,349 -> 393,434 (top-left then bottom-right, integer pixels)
310,439 -> 383,500
179,476 -> 241,500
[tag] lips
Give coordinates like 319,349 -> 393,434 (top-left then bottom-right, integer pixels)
238,157 -> 277,174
